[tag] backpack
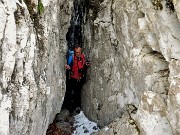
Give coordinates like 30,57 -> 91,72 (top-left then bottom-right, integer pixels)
66,49 -> 74,66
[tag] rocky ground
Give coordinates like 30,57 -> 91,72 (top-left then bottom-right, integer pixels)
46,109 -> 99,135
46,109 -> 74,135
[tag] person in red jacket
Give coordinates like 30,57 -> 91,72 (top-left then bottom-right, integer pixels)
63,46 -> 90,113
65,46 -> 86,80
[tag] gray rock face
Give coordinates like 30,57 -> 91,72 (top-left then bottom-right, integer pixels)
1,0 -> 180,135
0,0 -> 73,134
82,0 -> 180,134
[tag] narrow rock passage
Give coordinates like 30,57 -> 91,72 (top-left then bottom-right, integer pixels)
46,0 -> 96,134
66,0 -> 84,49
61,0 -> 85,113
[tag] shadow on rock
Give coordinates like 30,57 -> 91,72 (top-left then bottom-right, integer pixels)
46,109 -> 75,135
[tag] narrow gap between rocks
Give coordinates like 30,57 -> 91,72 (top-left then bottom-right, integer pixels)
61,0 -> 85,114
46,0 -> 99,134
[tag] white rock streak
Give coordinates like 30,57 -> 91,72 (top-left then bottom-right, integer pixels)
135,91 -> 173,135
1,0 -> 17,89
0,95 -> 11,135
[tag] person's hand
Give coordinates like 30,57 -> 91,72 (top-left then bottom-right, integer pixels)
86,63 -> 90,67
65,64 -> 71,70
86,60 -> 91,67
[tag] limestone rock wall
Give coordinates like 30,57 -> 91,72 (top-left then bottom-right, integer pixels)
1,0 -> 180,134
0,0 -> 73,134
82,0 -> 180,134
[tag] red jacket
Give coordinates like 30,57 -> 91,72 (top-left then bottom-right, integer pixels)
70,54 -> 86,80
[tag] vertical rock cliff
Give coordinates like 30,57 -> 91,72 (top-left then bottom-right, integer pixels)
1,0 -> 180,135
82,0 -> 180,134
0,0 -> 73,134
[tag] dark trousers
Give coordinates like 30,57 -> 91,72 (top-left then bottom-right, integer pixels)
62,78 -> 83,113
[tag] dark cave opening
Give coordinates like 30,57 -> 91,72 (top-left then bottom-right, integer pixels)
46,1 -> 89,134
61,0 -> 86,114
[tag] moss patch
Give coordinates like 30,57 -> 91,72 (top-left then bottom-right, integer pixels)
23,0 -> 45,58
38,0 -> 44,15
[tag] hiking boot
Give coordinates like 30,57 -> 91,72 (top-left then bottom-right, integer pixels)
70,107 -> 81,116
75,107 -> 81,114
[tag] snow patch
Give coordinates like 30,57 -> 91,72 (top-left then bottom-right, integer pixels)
72,111 -> 99,135
0,95 -> 11,135
104,126 -> 109,131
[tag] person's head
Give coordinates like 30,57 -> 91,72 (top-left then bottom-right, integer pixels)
74,46 -> 82,57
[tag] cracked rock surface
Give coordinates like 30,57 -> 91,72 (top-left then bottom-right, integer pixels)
1,0 -> 180,135
0,0 -> 72,134
82,0 -> 180,134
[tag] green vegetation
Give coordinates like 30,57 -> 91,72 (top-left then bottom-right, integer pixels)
23,0 -> 44,18
22,0 -> 45,58
38,0 -> 44,15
